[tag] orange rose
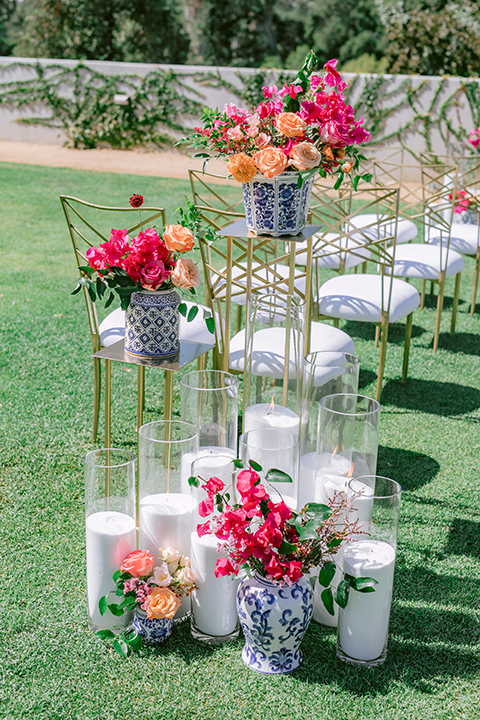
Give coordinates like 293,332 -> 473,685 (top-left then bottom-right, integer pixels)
289,142 -> 322,171
322,145 -> 334,162
276,112 -> 306,138
226,152 -> 257,183
336,148 -> 345,160
254,147 -> 288,179
146,586 -> 181,619
120,550 -> 155,578
171,257 -> 201,290
341,161 -> 354,173
163,225 -> 195,253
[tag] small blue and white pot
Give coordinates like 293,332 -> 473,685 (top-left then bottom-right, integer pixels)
132,607 -> 174,645
236,572 -> 313,674
242,171 -> 315,237
124,288 -> 181,357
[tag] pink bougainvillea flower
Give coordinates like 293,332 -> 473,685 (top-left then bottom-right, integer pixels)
214,557 -> 237,578
324,59 -> 348,92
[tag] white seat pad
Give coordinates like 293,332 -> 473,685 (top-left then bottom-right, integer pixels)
229,322 -> 354,377
387,244 -> 465,279
429,225 -> 480,256
317,274 -> 420,324
98,301 -> 215,348
350,213 -> 418,244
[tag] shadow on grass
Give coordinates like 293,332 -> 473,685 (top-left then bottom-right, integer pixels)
444,518 -> 480,559
342,321 -> 426,344
358,369 -> 377,390
380,378 -> 480,415
422,293 -> 466,311
376,445 -> 439,490
436,332 -> 480,355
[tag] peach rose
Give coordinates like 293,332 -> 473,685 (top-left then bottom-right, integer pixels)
160,547 -> 181,564
254,147 -> 288,179
289,142 -> 322,171
322,145 -> 334,162
256,133 -> 271,149
336,148 -> 345,160
163,225 -> 195,253
226,152 -> 257,183
146,587 -> 181,619
120,550 -> 155,578
341,161 -> 354,173
276,112 -> 306,138
171,257 -> 201,290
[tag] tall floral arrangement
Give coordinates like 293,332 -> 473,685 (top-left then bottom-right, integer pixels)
182,51 -> 372,191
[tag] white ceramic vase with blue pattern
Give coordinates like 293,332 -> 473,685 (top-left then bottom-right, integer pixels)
242,171 -> 315,237
236,572 -> 314,674
124,289 -> 181,357
132,607 -> 174,644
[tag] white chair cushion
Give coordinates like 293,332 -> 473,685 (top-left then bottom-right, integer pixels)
387,244 -> 464,279
98,301 -> 215,348
229,322 -> 354,377
429,225 -> 480,256
350,213 -> 418,244
317,274 -> 420,324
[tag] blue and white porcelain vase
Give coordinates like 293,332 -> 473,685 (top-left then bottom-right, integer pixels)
124,288 -> 181,357
132,607 -> 174,644
242,171 -> 315,237
236,572 -> 314,674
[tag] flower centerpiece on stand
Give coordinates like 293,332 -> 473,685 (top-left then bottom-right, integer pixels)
192,464 -> 377,674
181,50 -> 372,236
72,195 -> 214,358
97,547 -> 196,655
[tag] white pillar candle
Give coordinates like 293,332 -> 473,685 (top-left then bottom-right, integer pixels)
181,446 -> 236,494
338,539 -> 396,662
348,479 -> 374,532
85,511 -> 136,629
244,403 -> 305,438
312,545 -> 344,628
190,532 -> 240,637
315,452 -> 352,504
298,451 -> 317,510
139,492 -> 196,562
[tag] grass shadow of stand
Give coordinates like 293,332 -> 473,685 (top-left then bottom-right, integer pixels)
376,445 -> 440,491
380,378 -> 480,415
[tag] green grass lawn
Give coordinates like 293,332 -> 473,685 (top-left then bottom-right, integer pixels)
1,161 -> 480,720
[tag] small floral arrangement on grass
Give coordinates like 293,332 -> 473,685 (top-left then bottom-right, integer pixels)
190,461 -> 377,614
181,50 -> 372,191
97,547 -> 196,656
72,195 -> 214,332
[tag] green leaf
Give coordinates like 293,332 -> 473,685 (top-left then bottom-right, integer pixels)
265,468 -> 292,484
249,460 -> 263,472
189,286 -> 196,295
352,175 -> 361,192
115,586 -> 124,596
334,172 -> 345,191
96,277 -> 106,299
98,595 -> 108,616
124,629 -> 142,651
188,475 -> 200,487
178,302 -> 187,317
319,168 -> 327,178
205,316 -> 215,334
112,570 -> 121,583
345,574 -> 378,592
96,629 -> 115,640
120,295 -> 130,311
362,172 -> 373,183
233,458 -> 243,469
107,603 -> 125,617
78,265 -> 94,275
192,152 -> 211,158
259,499 -> 270,517
71,282 -> 82,296
297,520 -> 318,541
104,291 -> 115,309
328,537 -> 343,549
321,587 -> 335,616
309,575 -> 318,590
187,305 -> 199,323
303,503 -> 332,523
336,580 -> 350,608
318,561 -> 336,588
279,539 -> 297,556
113,637 -> 129,657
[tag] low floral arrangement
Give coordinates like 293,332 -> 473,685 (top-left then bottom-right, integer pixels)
97,547 -> 196,656
181,50 -> 372,191
190,462 -> 377,613
449,188 -> 480,215
72,195 -> 214,331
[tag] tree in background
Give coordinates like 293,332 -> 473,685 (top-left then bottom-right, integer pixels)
0,0 -> 16,55
6,0 -> 189,62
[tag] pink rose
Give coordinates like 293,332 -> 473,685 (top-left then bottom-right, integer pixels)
319,120 -> 349,148
256,133 -> 271,149
246,125 -> 259,138
171,258 -> 201,290
226,126 -> 244,142
120,550 -> 155,578
139,260 -> 169,290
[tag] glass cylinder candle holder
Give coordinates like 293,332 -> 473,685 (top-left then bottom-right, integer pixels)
315,393 -> 381,506
138,420 -> 198,563
298,353 -> 360,511
243,294 -> 306,443
239,428 -> 299,509
180,369 -> 239,459
84,448 -> 136,631
336,476 -> 402,666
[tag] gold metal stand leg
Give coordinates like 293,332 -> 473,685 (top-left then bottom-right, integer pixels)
163,369 -> 174,422
376,314 -> 389,402
420,279 -> 426,310
235,305 -> 243,334
470,249 -> 480,316
375,324 -> 380,348
450,273 -> 461,336
137,365 -> 145,432
402,312 -> 413,384
93,356 -> 101,442
104,359 -> 111,448
433,274 -> 445,353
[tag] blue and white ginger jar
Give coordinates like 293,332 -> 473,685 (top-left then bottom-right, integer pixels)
124,289 -> 180,357
242,171 -> 315,237
132,607 -> 174,644
236,572 -> 313,673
